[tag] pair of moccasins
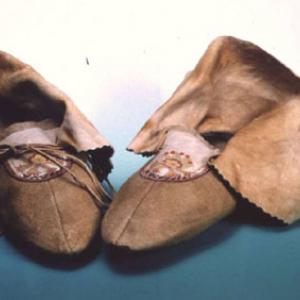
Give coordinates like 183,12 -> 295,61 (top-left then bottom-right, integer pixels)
1,36 -> 300,255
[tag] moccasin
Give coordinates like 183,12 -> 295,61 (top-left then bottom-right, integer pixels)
102,128 -> 236,250
103,36 -> 300,250
0,51 -> 113,254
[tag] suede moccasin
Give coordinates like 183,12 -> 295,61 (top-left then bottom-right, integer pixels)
0,51 -> 113,254
102,128 -> 236,250
103,35 -> 300,250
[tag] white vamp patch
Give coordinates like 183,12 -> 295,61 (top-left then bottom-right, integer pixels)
4,152 -> 72,182
140,129 -> 220,182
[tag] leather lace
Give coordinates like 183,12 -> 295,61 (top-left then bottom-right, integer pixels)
0,144 -> 111,207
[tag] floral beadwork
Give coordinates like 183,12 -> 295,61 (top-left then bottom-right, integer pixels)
4,153 -> 72,182
140,150 -> 208,182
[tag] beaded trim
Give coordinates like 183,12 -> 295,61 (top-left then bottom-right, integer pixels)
140,149 -> 209,182
4,152 -> 72,182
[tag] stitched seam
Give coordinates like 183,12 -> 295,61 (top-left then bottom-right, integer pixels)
46,181 -> 72,252
114,180 -> 157,244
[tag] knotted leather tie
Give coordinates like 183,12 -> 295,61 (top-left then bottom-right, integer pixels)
0,144 -> 111,207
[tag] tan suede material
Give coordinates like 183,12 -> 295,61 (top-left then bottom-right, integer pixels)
102,170 -> 236,250
128,36 -> 299,154
0,158 -> 101,254
0,50 -> 113,174
0,51 -> 112,253
211,99 -> 300,224
103,36 -> 300,250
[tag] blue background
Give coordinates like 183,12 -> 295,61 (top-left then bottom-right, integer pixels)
1,83 -> 300,300
1,1 -> 300,299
